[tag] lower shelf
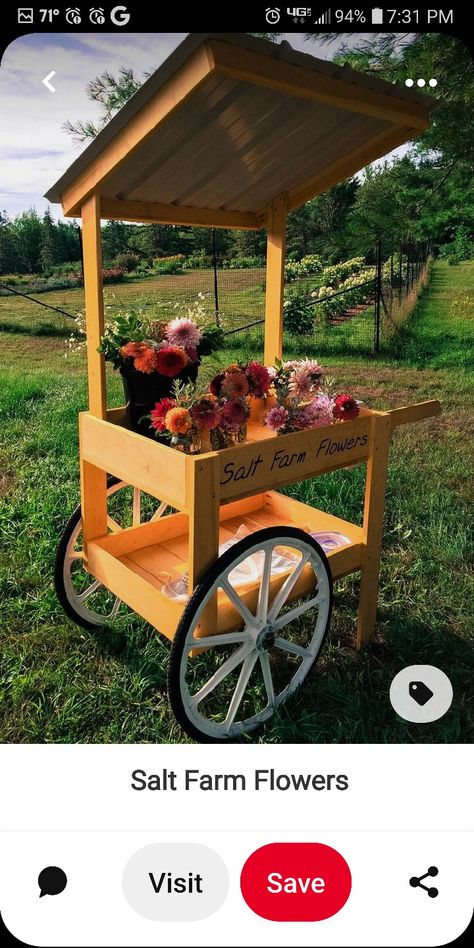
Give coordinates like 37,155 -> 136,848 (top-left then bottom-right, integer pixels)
86,491 -> 365,640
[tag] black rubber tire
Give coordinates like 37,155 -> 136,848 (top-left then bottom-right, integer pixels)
54,476 -> 122,630
167,526 -> 333,744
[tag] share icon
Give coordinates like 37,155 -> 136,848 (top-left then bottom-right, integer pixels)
409,866 -> 439,898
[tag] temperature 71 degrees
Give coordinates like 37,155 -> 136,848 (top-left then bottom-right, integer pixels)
39,9 -> 61,22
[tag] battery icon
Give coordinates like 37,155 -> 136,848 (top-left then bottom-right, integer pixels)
371,7 -> 384,23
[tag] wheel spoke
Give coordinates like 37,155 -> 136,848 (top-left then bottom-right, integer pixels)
256,546 -> 272,623
67,551 -> 84,563
272,593 -> 324,631
191,631 -> 250,649
274,636 -> 311,658
224,650 -> 259,730
77,579 -> 102,602
151,502 -> 168,522
259,652 -> 275,707
109,597 -> 122,617
107,515 -> 122,534
220,578 -> 258,630
189,642 -> 253,709
133,488 -> 141,527
268,552 -> 310,622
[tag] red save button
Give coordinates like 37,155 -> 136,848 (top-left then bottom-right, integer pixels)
240,842 -> 351,922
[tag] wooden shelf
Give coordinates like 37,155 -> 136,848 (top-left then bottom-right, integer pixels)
86,490 -> 364,639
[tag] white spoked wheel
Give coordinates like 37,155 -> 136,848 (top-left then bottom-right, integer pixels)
54,477 -> 169,629
168,526 -> 333,743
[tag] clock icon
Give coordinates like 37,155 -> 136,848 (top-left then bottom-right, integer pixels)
265,7 -> 281,24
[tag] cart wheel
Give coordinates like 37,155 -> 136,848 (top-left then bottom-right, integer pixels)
168,526 -> 333,743
54,477 -> 170,630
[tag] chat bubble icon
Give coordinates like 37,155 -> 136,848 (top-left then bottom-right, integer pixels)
38,866 -> 67,898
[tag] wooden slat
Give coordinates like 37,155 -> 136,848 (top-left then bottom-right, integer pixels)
186,454 -> 220,591
99,197 -> 261,230
389,399 -> 441,430
208,39 -> 430,130
80,412 -> 188,510
219,417 -> 371,502
288,124 -> 420,211
81,193 -> 106,418
264,193 -> 287,365
61,44 -> 213,215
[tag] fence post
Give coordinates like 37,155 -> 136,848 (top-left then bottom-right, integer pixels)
374,239 -> 382,353
212,228 -> 220,326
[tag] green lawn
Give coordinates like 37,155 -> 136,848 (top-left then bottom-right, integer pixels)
0,260 -> 473,743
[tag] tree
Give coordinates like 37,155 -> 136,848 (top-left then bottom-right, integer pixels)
63,67 -> 149,143
39,207 -> 57,272
12,210 -> 44,273
0,212 -> 21,275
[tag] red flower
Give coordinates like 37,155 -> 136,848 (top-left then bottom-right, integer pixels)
155,345 -> 188,378
333,393 -> 359,421
246,361 -> 271,397
190,398 -> 222,430
120,341 -> 158,374
209,372 -> 225,396
221,399 -> 248,430
149,397 -> 175,432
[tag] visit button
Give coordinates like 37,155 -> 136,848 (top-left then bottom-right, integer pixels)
240,842 -> 351,922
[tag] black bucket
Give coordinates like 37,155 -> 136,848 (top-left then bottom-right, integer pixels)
120,361 -> 199,437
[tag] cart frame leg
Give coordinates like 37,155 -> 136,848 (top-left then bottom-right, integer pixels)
357,411 -> 392,648
264,192 -> 287,366
80,192 -> 108,553
187,454 -> 220,633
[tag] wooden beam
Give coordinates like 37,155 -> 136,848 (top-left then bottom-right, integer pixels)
208,39 -> 431,131
99,197 -> 262,230
264,192 -> 287,366
287,124 -> 421,211
357,412 -> 392,648
81,193 -> 106,419
61,44 -> 213,215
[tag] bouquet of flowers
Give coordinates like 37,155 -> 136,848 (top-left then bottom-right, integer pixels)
148,381 -> 250,453
263,358 -> 359,435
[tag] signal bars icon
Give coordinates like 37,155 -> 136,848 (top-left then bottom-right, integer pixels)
314,8 -> 331,24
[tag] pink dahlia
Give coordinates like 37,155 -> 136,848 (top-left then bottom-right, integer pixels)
292,405 -> 319,430
164,317 -> 202,352
150,397 -> 176,433
308,394 -> 333,428
190,397 -> 222,430
221,399 -> 248,430
265,404 -> 289,433
288,360 -> 325,399
245,361 -> 271,397
333,393 -> 360,421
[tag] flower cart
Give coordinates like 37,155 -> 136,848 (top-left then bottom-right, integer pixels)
47,33 -> 440,742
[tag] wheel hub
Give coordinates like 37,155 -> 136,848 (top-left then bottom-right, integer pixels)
256,626 -> 276,651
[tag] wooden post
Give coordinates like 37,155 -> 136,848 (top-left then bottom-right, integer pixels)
356,412 -> 392,648
81,193 -> 106,419
187,455 -> 220,635
264,192 -> 287,366
80,193 -> 107,550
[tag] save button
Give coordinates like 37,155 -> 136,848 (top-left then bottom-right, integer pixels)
240,842 -> 351,922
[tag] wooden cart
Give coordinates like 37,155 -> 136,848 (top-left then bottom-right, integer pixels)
48,33 -> 440,741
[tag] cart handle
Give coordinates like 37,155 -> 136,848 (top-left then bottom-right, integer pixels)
386,399 -> 441,430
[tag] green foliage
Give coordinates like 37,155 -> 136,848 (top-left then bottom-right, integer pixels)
438,226 -> 474,265
197,322 -> 225,355
283,288 -> 314,334
97,309 -> 148,367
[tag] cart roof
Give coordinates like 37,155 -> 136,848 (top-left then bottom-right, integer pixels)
45,32 -> 436,226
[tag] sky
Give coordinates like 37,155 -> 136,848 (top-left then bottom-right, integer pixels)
0,31 -> 405,221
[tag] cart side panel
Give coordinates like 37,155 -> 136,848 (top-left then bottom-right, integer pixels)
219,416 -> 371,502
79,412 -> 188,510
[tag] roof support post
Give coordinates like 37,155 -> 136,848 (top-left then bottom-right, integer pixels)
264,192 -> 287,365
81,193 -> 106,419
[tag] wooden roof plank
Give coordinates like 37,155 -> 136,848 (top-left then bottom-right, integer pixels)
208,38 -> 431,131
61,43 -> 214,215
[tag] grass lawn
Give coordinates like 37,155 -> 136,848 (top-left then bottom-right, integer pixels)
0,260 -> 473,743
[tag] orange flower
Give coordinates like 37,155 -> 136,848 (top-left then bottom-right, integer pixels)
120,341 -> 157,374
165,406 -> 192,435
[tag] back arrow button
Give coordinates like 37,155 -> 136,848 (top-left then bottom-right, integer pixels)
42,71 -> 56,93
